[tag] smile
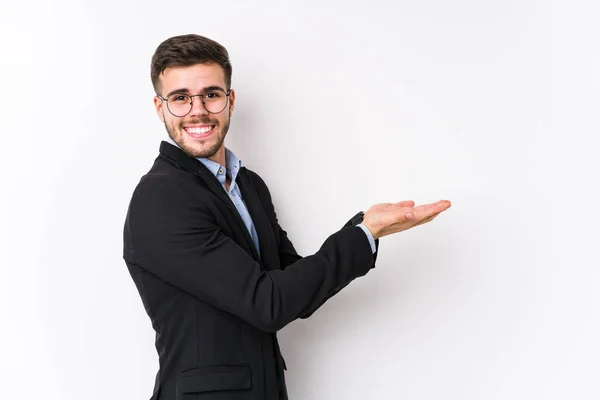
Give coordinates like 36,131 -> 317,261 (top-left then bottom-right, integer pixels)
184,125 -> 215,138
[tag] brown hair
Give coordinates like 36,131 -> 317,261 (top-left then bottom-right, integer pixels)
150,34 -> 232,94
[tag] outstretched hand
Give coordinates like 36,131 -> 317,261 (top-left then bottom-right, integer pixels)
362,200 -> 451,240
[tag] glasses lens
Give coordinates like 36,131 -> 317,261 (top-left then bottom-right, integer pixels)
203,90 -> 228,114
167,94 -> 192,117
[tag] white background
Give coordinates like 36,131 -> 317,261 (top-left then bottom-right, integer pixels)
1,0 -> 599,399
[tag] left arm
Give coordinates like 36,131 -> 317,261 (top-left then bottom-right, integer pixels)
249,171 -> 379,318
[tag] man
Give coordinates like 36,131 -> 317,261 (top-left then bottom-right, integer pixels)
123,34 -> 451,400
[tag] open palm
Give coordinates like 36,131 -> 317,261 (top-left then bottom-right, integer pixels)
363,200 -> 451,239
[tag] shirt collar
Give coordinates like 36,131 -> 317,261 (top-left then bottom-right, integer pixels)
166,137 -> 243,184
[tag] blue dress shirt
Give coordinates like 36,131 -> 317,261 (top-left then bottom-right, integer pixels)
165,138 -> 375,254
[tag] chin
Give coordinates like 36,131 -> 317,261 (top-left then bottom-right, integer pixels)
184,140 -> 222,159
167,125 -> 225,159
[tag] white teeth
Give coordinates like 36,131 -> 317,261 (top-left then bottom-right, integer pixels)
187,126 -> 213,134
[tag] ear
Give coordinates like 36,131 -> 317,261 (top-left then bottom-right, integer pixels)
228,89 -> 236,116
154,96 -> 165,123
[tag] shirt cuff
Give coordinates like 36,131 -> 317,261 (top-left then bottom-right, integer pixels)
357,223 -> 376,254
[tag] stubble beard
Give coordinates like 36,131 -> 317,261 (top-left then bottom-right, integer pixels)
165,116 -> 231,159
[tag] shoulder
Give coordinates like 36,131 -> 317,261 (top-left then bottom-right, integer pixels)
242,167 -> 266,186
242,167 -> 272,199
129,157 -> 204,207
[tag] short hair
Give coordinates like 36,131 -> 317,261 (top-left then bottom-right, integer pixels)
150,34 -> 232,94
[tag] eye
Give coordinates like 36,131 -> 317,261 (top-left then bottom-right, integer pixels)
204,90 -> 223,100
169,94 -> 190,103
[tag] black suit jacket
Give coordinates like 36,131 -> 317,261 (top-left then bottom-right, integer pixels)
123,141 -> 379,400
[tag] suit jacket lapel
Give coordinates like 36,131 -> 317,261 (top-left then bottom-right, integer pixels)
158,141 -> 261,262
237,168 -> 281,271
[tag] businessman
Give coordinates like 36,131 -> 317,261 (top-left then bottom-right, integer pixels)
123,34 -> 451,400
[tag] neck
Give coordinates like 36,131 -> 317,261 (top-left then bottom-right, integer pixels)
207,145 -> 227,168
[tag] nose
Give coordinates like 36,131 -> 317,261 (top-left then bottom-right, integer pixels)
189,95 -> 207,117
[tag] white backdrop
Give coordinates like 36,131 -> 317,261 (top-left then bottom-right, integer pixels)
1,0 -> 599,399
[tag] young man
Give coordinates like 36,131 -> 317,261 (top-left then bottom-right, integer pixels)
123,34 -> 451,400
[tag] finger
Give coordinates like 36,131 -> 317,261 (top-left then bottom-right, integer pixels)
388,212 -> 434,234
394,200 -> 448,224
412,205 -> 445,224
412,213 -> 439,227
436,199 -> 452,210
397,200 -> 415,208
414,200 -> 451,218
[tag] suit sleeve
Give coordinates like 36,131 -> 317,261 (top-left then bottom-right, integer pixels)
298,215 -> 379,318
124,176 -> 375,332
248,173 -> 379,319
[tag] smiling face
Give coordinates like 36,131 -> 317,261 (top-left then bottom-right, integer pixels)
154,63 -> 235,164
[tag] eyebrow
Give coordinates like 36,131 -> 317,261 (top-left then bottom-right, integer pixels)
164,86 -> 227,98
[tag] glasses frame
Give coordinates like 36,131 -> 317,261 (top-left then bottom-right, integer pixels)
156,89 -> 232,117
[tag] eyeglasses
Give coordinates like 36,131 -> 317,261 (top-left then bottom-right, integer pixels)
156,88 -> 231,117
